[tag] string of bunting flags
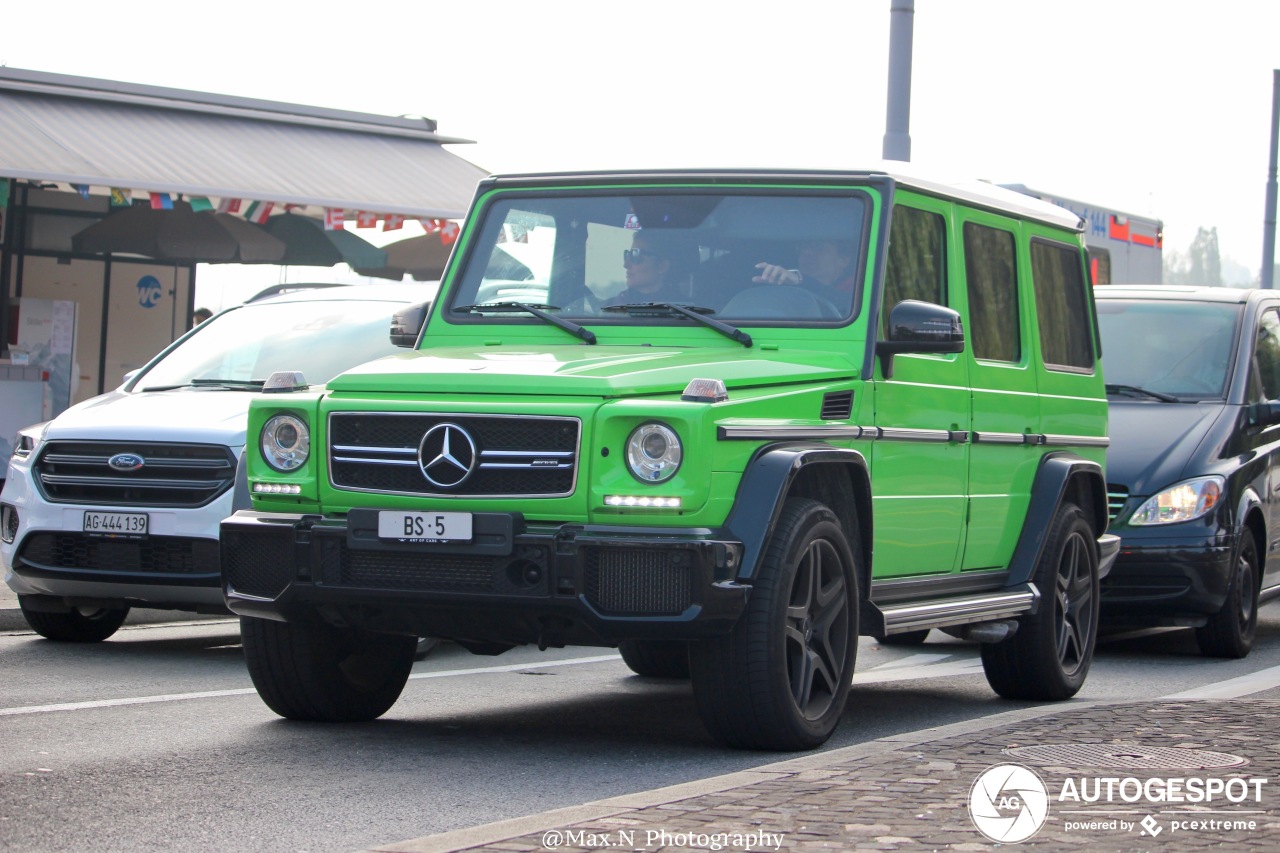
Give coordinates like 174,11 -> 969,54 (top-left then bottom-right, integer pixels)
36,182 -> 460,243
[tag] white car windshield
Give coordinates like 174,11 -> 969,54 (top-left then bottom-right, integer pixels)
135,298 -> 407,390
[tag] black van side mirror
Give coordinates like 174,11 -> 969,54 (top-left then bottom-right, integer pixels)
875,299 -> 965,379
1249,400 -> 1280,428
390,301 -> 431,348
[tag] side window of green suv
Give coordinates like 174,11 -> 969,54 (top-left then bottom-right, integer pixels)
882,205 -> 945,334
1031,239 -> 1094,371
963,222 -> 1020,362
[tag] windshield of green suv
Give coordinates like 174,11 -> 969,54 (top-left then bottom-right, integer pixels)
1096,298 -> 1243,400
134,298 -> 410,391
447,190 -> 869,326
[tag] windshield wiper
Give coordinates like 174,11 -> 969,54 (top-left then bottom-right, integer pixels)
140,379 -> 266,392
602,302 -> 752,348
453,301 -> 596,344
1106,383 -> 1180,403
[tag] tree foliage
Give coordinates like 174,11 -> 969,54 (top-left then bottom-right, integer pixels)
1164,226 -> 1222,285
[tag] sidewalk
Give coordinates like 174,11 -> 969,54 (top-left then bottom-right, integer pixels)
366,699 -> 1280,852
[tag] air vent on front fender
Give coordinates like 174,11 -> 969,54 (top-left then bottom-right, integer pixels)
820,391 -> 853,420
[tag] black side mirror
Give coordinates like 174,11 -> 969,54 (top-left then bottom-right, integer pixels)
390,301 -> 431,348
1249,400 -> 1280,428
875,299 -> 965,379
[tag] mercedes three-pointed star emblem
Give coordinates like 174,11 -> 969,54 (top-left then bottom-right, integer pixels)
418,423 -> 478,488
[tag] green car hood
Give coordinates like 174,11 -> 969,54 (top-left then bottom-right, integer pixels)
326,345 -> 857,397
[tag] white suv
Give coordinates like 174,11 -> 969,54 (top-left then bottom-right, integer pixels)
1,283 -> 431,641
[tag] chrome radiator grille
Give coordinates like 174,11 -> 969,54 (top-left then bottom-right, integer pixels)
33,441 -> 236,507
328,413 -> 580,497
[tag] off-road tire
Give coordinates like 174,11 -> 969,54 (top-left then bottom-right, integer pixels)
618,639 -> 691,678
241,615 -> 416,722
19,598 -> 129,642
1196,532 -> 1260,659
875,630 -> 931,646
690,497 -> 859,751
981,502 -> 1098,700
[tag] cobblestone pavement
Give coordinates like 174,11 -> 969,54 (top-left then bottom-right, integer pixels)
367,700 -> 1280,853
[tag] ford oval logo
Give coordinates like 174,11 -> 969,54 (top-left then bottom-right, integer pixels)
107,453 -> 145,472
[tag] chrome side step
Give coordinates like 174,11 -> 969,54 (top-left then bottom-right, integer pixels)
868,582 -> 1039,636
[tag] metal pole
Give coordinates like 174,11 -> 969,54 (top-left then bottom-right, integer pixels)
883,0 -> 915,162
1263,71 -> 1280,288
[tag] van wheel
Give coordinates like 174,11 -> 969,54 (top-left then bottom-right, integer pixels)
690,498 -> 859,751
619,639 -> 690,678
981,502 -> 1098,700
1196,532 -> 1259,659
876,630 -> 931,646
19,597 -> 129,642
241,616 -> 416,722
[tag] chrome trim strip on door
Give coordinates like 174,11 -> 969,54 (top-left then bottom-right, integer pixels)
718,425 -> 864,440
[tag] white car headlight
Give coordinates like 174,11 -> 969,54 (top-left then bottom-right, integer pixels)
261,414 -> 310,472
1129,476 -> 1224,525
625,422 -> 682,483
11,422 -> 49,459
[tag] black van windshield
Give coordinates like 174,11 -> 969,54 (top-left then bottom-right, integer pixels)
1097,299 -> 1242,400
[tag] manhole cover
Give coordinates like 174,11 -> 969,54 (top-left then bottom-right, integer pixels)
1004,743 -> 1248,769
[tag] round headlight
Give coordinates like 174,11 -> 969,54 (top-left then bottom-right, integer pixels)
261,414 -> 310,472
626,422 -> 682,483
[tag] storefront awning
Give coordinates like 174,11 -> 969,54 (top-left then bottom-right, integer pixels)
0,67 -> 487,219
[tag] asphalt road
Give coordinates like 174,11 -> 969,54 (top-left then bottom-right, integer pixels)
4,611 -> 1280,853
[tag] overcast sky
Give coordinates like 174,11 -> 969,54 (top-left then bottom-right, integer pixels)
6,1 -> 1280,300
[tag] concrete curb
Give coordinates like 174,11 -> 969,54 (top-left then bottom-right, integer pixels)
363,700 -> 1108,853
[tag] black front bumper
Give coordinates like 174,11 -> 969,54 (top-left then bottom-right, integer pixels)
10,531 -> 226,610
220,509 -> 750,647
1100,527 -> 1235,626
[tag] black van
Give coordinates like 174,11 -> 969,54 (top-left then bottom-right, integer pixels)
1097,285 -> 1280,657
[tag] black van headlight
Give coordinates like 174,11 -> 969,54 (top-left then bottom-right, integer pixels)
1129,476 -> 1223,525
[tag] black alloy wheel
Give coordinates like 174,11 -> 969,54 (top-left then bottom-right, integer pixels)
982,502 -> 1099,700
690,498 -> 860,751
1197,531 -> 1260,659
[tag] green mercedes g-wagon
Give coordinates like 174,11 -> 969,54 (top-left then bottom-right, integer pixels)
221,168 -> 1119,751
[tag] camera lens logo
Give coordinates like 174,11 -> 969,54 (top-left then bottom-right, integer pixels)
969,764 -> 1050,843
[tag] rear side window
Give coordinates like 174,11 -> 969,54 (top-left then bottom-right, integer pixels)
883,206 -> 946,326
963,222 -> 1019,362
1031,239 -> 1094,370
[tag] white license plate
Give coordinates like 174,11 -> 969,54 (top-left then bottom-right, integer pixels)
377,511 -> 473,543
83,511 -> 149,536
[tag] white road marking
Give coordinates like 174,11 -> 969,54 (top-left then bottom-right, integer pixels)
407,654 -> 621,681
863,652 -> 953,670
1160,663 -> 1280,700
8,644 -> 1280,719
852,656 -> 984,684
0,653 -> 622,718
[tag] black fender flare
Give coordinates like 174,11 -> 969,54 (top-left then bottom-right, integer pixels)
1235,484 -> 1262,535
1007,451 -> 1109,587
1234,483 -> 1263,561
724,443 -> 871,583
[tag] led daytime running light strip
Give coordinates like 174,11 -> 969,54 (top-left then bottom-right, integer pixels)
604,495 -> 682,508
253,483 -> 302,495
